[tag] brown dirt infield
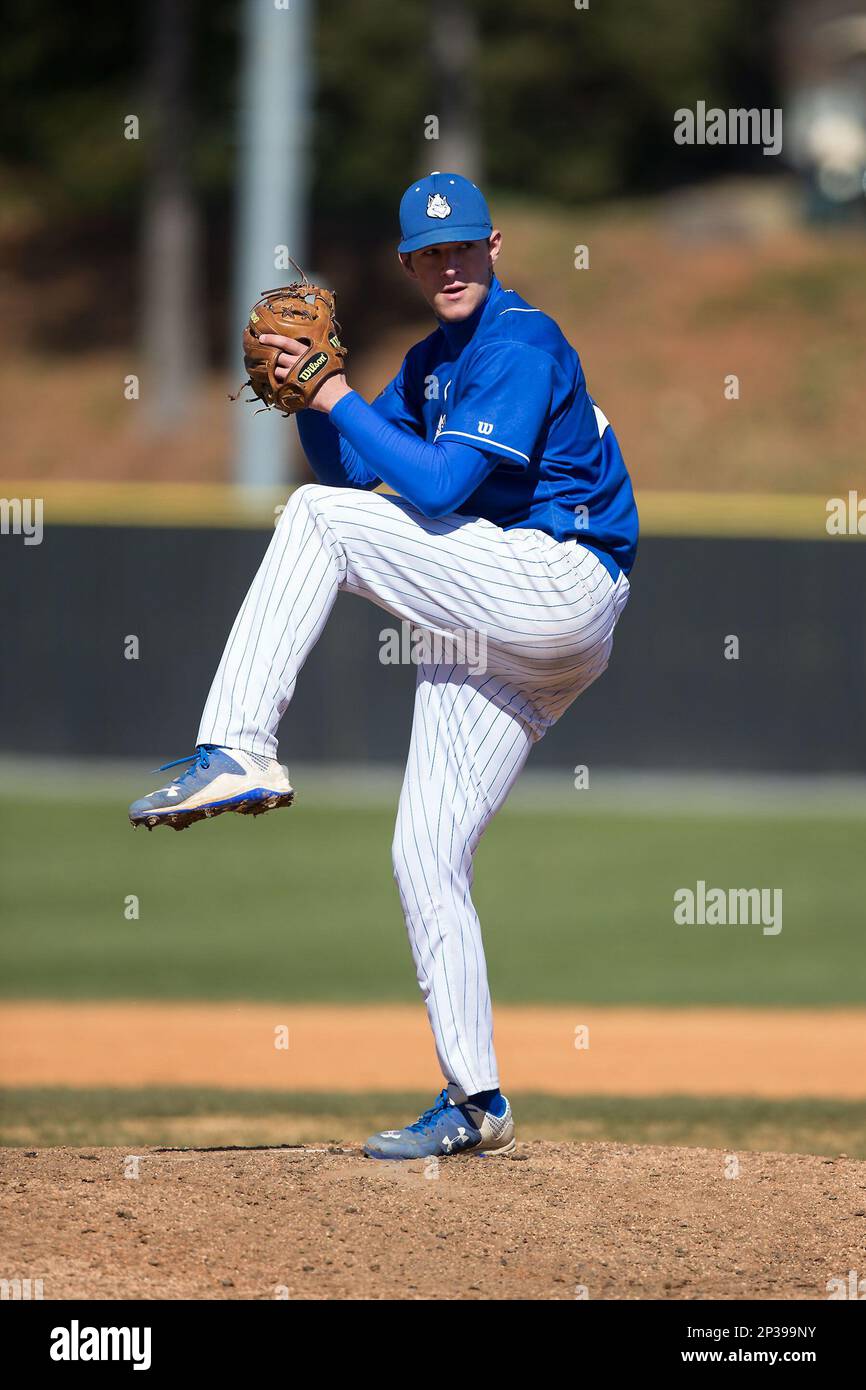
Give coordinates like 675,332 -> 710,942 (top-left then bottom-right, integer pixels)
2,1141 -> 863,1300
3,1002 -> 866,1097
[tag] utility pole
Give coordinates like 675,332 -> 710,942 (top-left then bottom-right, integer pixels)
233,0 -> 312,489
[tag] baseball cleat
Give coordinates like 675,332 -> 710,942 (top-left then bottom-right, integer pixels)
363,1085 -> 515,1160
128,744 -> 294,831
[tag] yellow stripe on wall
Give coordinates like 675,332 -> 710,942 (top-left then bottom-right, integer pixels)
0,479 -> 858,540
0,480 -> 288,530
636,490 -> 847,540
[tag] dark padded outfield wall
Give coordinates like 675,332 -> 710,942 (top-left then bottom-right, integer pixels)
3,527 -> 864,773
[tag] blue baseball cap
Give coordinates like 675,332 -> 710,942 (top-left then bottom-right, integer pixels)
398,172 -> 493,254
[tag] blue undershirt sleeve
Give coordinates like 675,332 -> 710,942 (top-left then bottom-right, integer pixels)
328,390 -> 499,517
295,351 -> 428,491
295,409 -> 380,490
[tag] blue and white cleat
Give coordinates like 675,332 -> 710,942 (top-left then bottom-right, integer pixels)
363,1085 -> 515,1160
129,744 -> 294,831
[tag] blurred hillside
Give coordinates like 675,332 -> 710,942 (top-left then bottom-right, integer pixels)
2,185 -> 864,492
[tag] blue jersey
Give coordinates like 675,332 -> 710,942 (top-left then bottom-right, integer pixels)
372,274 -> 638,575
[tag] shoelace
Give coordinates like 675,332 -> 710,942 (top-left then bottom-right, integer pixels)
407,1089 -> 453,1134
152,743 -> 225,782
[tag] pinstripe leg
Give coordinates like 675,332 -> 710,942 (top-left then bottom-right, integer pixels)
197,485 -> 349,756
392,663 -> 536,1096
197,482 -> 627,757
194,483 -> 629,1093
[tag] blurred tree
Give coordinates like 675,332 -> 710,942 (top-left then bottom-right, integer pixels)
312,0 -> 429,231
427,0 -> 482,182
0,1 -> 144,213
0,0 -> 783,219
475,0 -> 781,201
0,0 -> 785,353
141,0 -> 202,427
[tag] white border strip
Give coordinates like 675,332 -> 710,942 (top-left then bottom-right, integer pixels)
436,430 -> 531,461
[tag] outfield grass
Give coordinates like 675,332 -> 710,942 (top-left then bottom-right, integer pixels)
2,1087 -> 864,1157
1,793 -> 863,1005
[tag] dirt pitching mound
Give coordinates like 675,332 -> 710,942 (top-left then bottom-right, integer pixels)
2,1142 -> 863,1300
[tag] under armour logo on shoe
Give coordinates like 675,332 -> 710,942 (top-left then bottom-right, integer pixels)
441,1127 -> 469,1152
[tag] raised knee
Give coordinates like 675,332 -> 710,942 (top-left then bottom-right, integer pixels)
273,483 -> 349,585
281,482 -> 336,517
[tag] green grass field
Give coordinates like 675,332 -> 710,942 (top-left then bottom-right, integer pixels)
1,784 -> 864,1005
2,1088 -> 865,1157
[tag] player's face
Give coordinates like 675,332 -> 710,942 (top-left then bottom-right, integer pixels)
400,232 -> 502,322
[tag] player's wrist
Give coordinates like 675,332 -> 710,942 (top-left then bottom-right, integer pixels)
312,376 -> 353,414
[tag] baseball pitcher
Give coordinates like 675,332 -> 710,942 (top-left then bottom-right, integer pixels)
130,173 -> 638,1160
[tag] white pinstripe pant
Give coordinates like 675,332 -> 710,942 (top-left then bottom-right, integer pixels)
198,484 -> 630,1095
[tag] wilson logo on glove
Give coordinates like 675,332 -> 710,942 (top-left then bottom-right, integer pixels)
298,352 -> 329,384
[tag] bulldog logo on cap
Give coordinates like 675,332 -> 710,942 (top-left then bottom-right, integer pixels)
426,193 -> 452,219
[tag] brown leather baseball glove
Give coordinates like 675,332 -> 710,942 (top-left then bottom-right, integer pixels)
235,278 -> 348,416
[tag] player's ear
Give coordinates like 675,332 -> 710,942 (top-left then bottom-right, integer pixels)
488,230 -> 502,269
398,250 -> 418,280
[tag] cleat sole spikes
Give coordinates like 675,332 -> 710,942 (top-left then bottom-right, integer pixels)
129,789 -> 294,833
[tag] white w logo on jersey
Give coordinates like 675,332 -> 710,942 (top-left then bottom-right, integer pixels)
477,420 -> 494,435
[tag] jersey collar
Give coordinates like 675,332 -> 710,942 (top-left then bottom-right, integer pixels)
437,274 -> 506,355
